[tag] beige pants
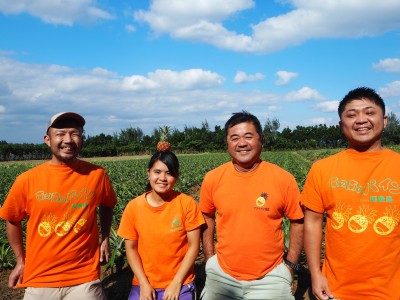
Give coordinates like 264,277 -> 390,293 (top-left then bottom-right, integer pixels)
23,279 -> 107,300
201,255 -> 294,300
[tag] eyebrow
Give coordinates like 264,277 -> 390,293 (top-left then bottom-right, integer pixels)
345,105 -> 375,112
230,132 -> 254,137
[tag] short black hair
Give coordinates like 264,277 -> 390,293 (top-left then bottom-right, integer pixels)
224,110 -> 263,142
338,87 -> 385,117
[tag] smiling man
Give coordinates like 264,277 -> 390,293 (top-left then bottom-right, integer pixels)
302,87 -> 400,300
199,111 -> 304,300
0,112 -> 117,300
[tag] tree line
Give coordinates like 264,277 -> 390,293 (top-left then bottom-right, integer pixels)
1,113 -> 400,161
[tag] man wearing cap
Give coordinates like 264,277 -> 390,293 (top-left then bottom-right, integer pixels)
0,112 -> 117,300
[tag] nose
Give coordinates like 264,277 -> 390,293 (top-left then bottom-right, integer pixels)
355,113 -> 368,124
238,137 -> 247,146
63,133 -> 74,143
159,172 -> 167,181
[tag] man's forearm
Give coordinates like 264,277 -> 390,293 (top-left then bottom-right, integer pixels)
304,209 -> 324,274
6,221 -> 25,264
99,206 -> 113,239
286,219 -> 304,263
201,213 -> 215,261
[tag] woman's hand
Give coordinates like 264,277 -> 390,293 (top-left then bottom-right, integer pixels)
162,280 -> 181,300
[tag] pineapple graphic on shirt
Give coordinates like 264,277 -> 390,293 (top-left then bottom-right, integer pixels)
331,202 -> 352,229
348,205 -> 377,233
374,206 -> 400,236
256,192 -> 268,207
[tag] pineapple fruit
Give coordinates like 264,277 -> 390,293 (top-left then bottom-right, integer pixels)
157,125 -> 171,151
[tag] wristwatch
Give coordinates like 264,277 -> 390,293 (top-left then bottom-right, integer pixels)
284,258 -> 300,271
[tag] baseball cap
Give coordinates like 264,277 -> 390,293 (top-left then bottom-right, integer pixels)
47,112 -> 86,132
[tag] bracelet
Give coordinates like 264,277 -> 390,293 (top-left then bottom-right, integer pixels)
284,258 -> 300,271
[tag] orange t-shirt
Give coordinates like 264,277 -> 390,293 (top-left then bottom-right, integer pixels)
0,160 -> 117,287
302,149 -> 400,299
117,191 -> 205,289
199,161 -> 303,280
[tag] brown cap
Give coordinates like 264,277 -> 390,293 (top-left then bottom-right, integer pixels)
47,112 -> 85,131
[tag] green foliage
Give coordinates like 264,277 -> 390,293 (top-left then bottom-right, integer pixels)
158,125 -> 172,141
104,228 -> 126,274
282,217 -> 291,252
0,243 -> 15,270
383,112 -> 400,145
0,221 -> 14,270
0,142 -> 50,161
1,148 -> 399,273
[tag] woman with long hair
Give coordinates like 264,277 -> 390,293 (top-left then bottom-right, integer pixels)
118,146 -> 205,300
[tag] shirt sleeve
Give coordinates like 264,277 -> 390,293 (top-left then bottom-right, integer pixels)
182,195 -> 205,232
100,171 -> 117,208
0,174 -> 28,222
283,176 -> 304,220
199,173 -> 216,214
117,200 -> 138,240
301,164 -> 325,213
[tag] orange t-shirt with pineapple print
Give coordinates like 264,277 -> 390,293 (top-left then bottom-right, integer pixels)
0,160 -> 117,288
199,161 -> 304,280
117,191 -> 205,289
302,148 -> 400,300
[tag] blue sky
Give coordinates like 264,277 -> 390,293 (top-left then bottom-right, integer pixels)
1,0 -> 400,144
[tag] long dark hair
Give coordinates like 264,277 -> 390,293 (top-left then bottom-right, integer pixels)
146,151 -> 180,191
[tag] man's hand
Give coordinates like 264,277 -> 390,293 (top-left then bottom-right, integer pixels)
311,272 -> 334,300
99,236 -> 110,265
9,261 -> 24,288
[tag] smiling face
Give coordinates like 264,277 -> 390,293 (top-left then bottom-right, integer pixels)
147,160 -> 177,197
227,121 -> 263,171
339,98 -> 387,152
44,119 -> 83,165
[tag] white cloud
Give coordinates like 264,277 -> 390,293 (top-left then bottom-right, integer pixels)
2,1 -> 400,52
234,71 -> 265,84
122,69 -> 225,91
314,101 -> 339,113
0,50 -> 16,56
373,58 -> 400,72
267,105 -> 282,112
135,0 -> 255,30
285,87 -> 324,102
0,57 -> 285,143
91,68 -> 117,77
0,0 -> 114,25
0,105 -> 5,113
125,24 -> 137,32
275,70 -> 298,85
379,81 -> 400,98
133,0 -> 400,53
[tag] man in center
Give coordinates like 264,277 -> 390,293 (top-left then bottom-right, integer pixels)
200,111 -> 304,300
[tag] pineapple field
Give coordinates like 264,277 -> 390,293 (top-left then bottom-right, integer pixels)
1,147 -> 399,299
